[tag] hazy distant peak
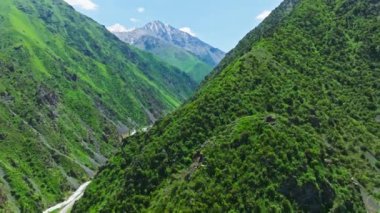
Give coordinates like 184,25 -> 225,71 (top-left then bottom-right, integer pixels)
140,21 -> 195,40
113,20 -> 225,67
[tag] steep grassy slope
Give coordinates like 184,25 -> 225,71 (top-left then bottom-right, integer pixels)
129,35 -> 213,83
75,0 -> 380,212
0,0 -> 196,211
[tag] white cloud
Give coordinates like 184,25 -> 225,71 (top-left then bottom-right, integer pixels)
256,10 -> 271,21
107,23 -> 131,33
64,0 -> 98,10
129,18 -> 139,23
137,7 -> 145,13
179,27 -> 196,37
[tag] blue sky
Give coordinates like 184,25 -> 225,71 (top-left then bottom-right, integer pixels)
65,0 -> 283,52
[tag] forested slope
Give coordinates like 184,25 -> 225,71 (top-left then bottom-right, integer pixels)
76,0 -> 380,211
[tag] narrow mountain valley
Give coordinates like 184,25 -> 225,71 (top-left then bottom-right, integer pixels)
0,0 -> 379,212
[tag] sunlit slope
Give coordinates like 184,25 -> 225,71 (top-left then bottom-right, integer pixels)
0,0 -> 196,211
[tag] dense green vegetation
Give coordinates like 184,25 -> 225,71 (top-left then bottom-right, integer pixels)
75,0 -> 380,212
0,0 -> 196,211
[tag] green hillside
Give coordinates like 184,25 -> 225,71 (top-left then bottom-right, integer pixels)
137,37 -> 214,83
0,0 -> 196,211
75,0 -> 380,212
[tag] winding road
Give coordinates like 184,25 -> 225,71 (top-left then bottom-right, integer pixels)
42,126 -> 150,213
43,181 -> 91,213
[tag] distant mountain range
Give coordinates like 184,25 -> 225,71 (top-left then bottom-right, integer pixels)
112,21 -> 225,82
